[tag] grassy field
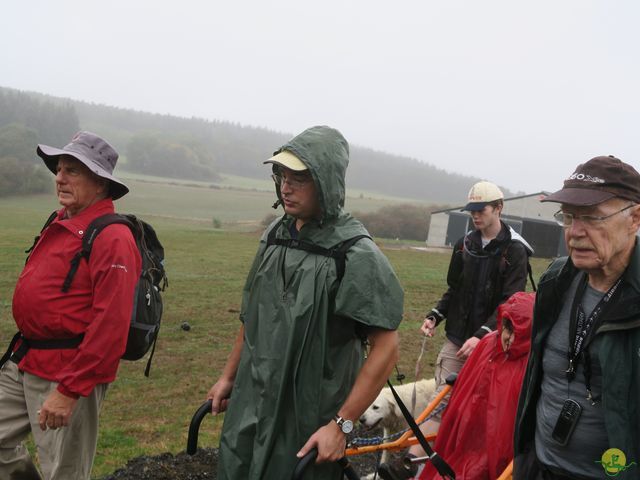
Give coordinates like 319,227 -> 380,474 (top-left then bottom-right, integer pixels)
92,172 -> 440,231
0,183 -> 550,478
118,171 -> 443,207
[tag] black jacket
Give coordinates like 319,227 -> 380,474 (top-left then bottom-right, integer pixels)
431,221 -> 530,344
513,250 -> 640,480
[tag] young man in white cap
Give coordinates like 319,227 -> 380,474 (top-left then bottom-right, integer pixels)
207,126 -> 404,480
379,181 -> 533,480
0,132 -> 141,480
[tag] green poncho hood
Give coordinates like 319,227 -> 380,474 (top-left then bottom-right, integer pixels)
272,125 -> 348,222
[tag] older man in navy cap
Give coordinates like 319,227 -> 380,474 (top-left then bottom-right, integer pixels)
0,132 -> 141,480
514,156 -> 640,480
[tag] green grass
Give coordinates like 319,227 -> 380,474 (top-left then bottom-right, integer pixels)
0,174 -> 436,235
0,188 -> 551,478
115,171 -> 437,227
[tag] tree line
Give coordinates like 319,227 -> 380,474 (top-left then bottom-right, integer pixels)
0,86 -> 517,202
0,90 -> 80,196
0,89 -> 221,196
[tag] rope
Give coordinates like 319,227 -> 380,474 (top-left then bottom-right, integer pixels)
411,334 -> 429,413
352,331 -> 436,447
348,402 -> 447,447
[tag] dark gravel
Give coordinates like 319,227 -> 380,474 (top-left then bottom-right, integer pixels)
98,426 -> 399,479
99,449 -> 217,480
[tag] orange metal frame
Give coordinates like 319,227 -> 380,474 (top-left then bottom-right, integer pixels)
344,383 -> 513,480
345,384 -> 451,457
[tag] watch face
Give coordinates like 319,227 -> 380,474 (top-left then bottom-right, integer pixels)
341,419 -> 354,434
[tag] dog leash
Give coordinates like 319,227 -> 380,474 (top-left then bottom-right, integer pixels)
411,334 -> 429,415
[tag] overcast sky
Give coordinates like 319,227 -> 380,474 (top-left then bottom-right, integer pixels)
2,1 -> 639,194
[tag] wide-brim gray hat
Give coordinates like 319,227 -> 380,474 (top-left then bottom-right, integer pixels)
37,131 -> 129,200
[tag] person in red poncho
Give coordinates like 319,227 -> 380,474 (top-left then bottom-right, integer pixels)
419,291 -> 534,480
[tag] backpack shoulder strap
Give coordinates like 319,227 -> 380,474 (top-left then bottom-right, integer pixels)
501,241 -> 537,292
25,210 -> 59,261
265,217 -> 285,247
265,218 -> 339,258
265,219 -> 371,281
62,214 -> 135,293
83,214 -> 136,252
331,234 -> 371,281
527,261 -> 537,292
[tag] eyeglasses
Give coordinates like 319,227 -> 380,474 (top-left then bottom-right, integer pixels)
554,204 -> 636,227
271,173 -> 312,190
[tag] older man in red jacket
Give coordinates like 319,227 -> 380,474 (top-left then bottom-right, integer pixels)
0,132 -> 141,480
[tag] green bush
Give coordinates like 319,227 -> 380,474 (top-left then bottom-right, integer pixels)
0,157 -> 52,197
355,203 -> 449,241
0,124 -> 53,197
126,133 -> 220,181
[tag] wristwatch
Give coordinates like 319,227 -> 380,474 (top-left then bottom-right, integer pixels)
333,415 -> 354,434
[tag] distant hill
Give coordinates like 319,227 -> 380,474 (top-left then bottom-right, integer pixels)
0,86 -> 517,202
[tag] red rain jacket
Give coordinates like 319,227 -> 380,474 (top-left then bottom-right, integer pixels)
420,292 -> 534,480
12,199 -> 141,398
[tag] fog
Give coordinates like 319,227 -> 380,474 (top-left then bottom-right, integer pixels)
2,0 -> 639,194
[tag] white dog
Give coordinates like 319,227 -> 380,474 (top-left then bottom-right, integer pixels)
358,378 -> 436,465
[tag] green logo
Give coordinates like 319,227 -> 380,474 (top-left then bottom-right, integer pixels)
595,448 -> 637,477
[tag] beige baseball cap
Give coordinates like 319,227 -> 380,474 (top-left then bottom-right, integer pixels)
463,181 -> 504,211
263,150 -> 308,171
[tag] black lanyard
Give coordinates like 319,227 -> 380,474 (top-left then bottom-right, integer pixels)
566,273 -> 622,399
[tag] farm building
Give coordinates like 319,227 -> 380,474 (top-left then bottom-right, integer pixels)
426,192 -> 567,258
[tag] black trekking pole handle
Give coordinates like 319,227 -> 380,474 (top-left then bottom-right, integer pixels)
292,449 -> 318,480
187,399 -> 212,455
292,448 -> 360,480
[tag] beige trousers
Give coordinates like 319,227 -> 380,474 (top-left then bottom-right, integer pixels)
0,360 -> 107,480
421,338 -> 467,435
408,338 -> 467,459
430,339 -> 467,415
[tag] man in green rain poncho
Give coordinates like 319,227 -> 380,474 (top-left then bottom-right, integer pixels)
207,126 -> 404,479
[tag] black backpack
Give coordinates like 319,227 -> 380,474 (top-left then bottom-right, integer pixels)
1,212 -> 167,377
